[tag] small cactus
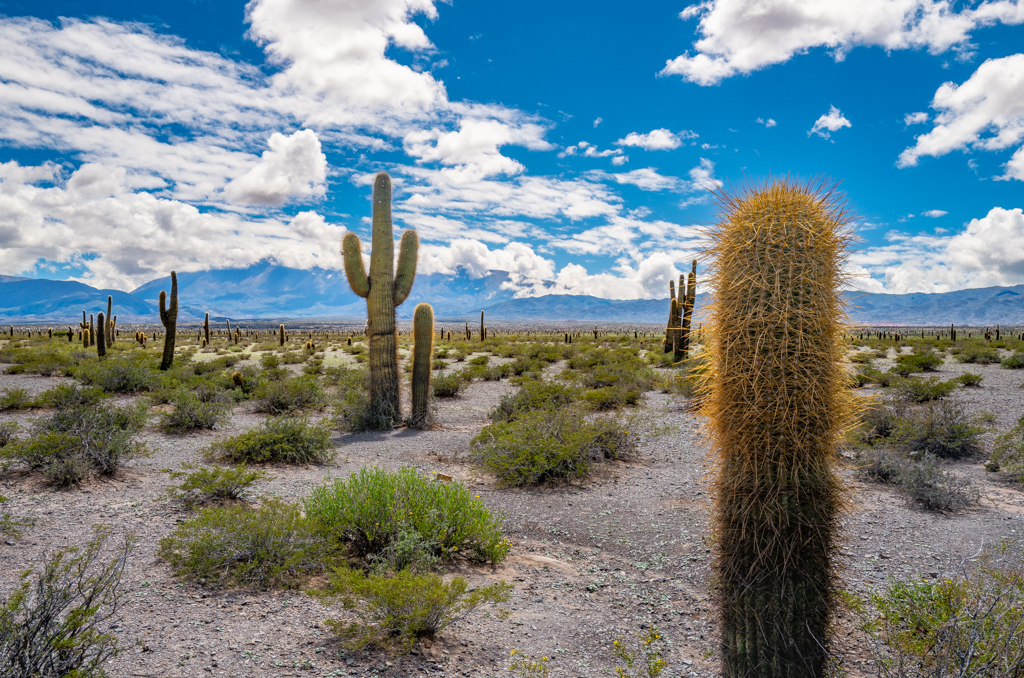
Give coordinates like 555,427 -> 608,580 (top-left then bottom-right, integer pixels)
96,312 -> 107,357
158,271 -> 178,370
410,303 -> 434,428
279,324 -> 286,347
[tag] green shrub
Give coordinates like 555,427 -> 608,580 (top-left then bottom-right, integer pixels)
468,354 -> 490,366
859,447 -> 979,512
894,375 -> 958,402
431,371 -> 467,398
205,417 -> 334,465
0,527 -> 133,678
994,416 -> 1024,483
304,467 -> 509,565
311,566 -> 510,652
956,372 -> 984,387
610,626 -> 669,678
253,376 -> 326,414
0,388 -> 33,411
0,422 -> 16,448
893,352 -> 943,375
490,380 -> 581,424
1002,352 -> 1024,369
4,403 -> 148,486
35,383 -> 106,409
431,358 -> 448,370
165,463 -> 270,505
956,345 -> 1001,364
893,400 -> 983,459
471,407 -> 637,487
580,385 -> 642,410
849,351 -> 874,364
73,353 -> 160,393
864,541 -> 1024,676
158,499 -> 331,589
160,392 -> 226,433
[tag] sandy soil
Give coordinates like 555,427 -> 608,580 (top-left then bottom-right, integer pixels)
1,349 -> 1023,678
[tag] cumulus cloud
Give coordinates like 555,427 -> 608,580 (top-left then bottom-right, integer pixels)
897,54 -> 1024,179
225,130 -> 327,206
921,209 -> 949,217
611,155 -> 628,166
756,117 -> 777,127
905,111 -> 929,125
663,0 -> 1024,86
418,239 -> 556,279
404,117 -> 552,180
851,206 -> 1024,293
246,0 -> 446,114
589,168 -> 681,191
809,106 -> 852,139
615,128 -> 696,151
0,161 -> 344,289
559,140 -> 623,159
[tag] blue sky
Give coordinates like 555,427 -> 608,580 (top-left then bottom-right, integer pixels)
1,0 -> 1022,298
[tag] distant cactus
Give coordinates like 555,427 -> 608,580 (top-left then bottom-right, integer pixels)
410,303 -> 434,428
279,324 -> 285,346
96,312 -> 107,357
158,271 -> 178,371
67,326 -> 73,343
203,313 -> 210,345
678,260 -> 697,361
480,310 -> 486,341
341,172 -> 419,428
703,179 -> 854,678
105,296 -> 113,345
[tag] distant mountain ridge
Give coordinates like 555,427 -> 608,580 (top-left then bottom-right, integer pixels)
1,263 -> 1023,325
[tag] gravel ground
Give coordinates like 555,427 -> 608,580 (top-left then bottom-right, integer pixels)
1,349 -> 1023,678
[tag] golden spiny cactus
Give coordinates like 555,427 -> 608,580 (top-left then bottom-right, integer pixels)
701,178 -> 856,678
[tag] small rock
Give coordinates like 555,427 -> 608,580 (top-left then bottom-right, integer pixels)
984,459 -> 1000,472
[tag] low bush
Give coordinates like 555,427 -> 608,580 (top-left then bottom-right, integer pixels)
0,527 -> 133,678
165,463 -> 270,505
893,375 -> 958,403
253,376 -> 326,414
610,626 -> 669,678
956,345 -> 1001,364
157,499 -> 332,589
864,541 -> 1024,677
0,422 -> 17,448
311,566 -> 510,652
468,354 -> 490,366
431,371 -> 468,398
205,416 -> 334,465
581,385 -> 642,410
73,352 -> 160,393
35,383 -> 106,409
0,388 -> 33,411
471,406 -> 637,487
490,379 -> 581,424
893,400 -> 983,459
993,416 -> 1024,483
304,467 -> 509,565
3,403 -> 148,486
893,352 -> 944,375
858,447 -> 979,512
1002,352 -> 1024,369
956,372 -> 984,387
160,392 -> 227,433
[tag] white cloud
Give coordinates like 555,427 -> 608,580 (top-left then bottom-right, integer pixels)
922,209 -> 949,217
225,130 -> 327,206
590,168 -> 681,191
615,128 -> 696,151
404,118 -> 552,179
686,158 -> 721,191
559,140 -> 622,159
663,0 -> 1024,86
897,54 -> 1024,179
246,0 -> 446,115
593,117 -> 603,127
418,239 -> 556,279
905,111 -> 930,125
809,106 -> 852,139
851,206 -> 1024,293
756,117 -> 777,127
0,161 -> 345,289
611,155 -> 628,166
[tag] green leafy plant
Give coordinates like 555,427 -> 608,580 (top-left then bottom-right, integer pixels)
859,447 -> 979,512
35,383 -> 106,409
509,649 -> 551,677
158,499 -> 331,589
253,376 -> 326,414
0,388 -> 34,411
0,527 -> 133,678
311,566 -> 510,652
611,626 -> 668,678
993,416 -> 1024,484
304,467 -> 509,564
956,372 -> 984,387
160,392 -> 226,433
955,345 -> 1001,364
1002,352 -> 1024,369
490,379 -> 581,423
892,400 -> 983,459
73,352 -> 160,393
205,416 -> 334,465
431,371 -> 468,398
471,406 -> 637,487
893,375 -> 958,403
164,463 -> 270,505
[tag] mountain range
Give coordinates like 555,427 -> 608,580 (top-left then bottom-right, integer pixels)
1,264 -> 1022,326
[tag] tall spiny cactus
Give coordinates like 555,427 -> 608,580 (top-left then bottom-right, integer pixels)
342,172 -> 419,428
89,314 -> 95,347
105,296 -> 113,345
664,279 -> 677,353
279,324 -> 285,347
702,179 -> 854,678
96,312 -> 107,358
677,260 -> 697,361
410,302 -> 434,428
480,310 -> 486,342
158,272 -> 178,371
203,313 -> 210,345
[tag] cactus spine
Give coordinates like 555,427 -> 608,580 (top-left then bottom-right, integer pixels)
410,303 -> 434,428
703,179 -> 853,678
158,271 -> 178,371
96,312 -> 107,357
341,172 -> 419,428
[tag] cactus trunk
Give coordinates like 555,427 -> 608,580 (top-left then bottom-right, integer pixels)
703,179 -> 853,678
410,303 -> 434,428
96,312 -> 106,357
204,313 -> 210,344
159,272 -> 178,371
341,172 -> 419,429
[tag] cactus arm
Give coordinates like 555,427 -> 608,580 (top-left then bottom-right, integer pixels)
342,233 -> 370,298
393,230 -> 419,306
